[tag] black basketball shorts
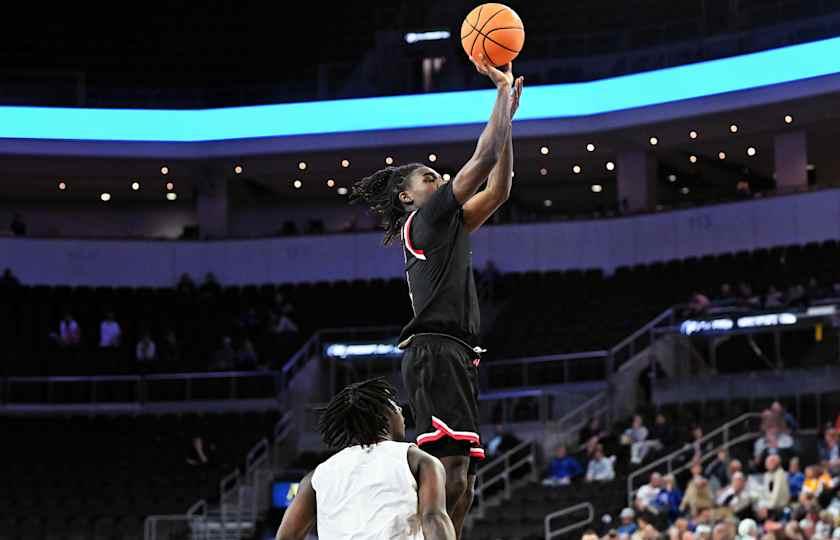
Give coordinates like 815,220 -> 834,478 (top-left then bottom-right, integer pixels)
401,333 -> 484,473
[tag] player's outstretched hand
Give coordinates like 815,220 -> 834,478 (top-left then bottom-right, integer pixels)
469,53 -> 513,89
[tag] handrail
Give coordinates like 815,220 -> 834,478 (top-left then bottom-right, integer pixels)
5,370 -> 279,384
626,412 -> 762,505
489,350 -> 608,367
545,502 -> 595,540
473,440 -> 537,518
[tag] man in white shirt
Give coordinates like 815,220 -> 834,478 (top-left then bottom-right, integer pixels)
276,378 -> 455,540
99,312 -> 122,348
635,472 -> 663,513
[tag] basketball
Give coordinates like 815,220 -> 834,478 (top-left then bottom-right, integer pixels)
460,3 -> 525,67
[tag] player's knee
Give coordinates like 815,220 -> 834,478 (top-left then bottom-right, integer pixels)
445,473 -> 468,509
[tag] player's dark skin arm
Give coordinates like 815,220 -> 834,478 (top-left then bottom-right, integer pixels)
408,446 -> 457,540
275,472 -> 316,540
450,54 -> 515,207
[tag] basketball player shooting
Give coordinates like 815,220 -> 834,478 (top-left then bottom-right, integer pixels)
275,378 -> 455,540
350,54 -> 523,538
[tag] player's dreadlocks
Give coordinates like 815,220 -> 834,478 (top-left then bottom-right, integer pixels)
350,163 -> 424,245
318,377 -> 400,449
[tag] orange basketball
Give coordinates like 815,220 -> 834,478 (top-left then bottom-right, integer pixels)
460,3 -> 525,67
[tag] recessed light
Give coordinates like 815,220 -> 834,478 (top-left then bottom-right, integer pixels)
385,156 -> 394,165
649,137 -> 658,146
540,168 -> 548,176
591,184 -> 603,193
689,130 -> 698,139
337,187 -> 349,195
326,179 -> 335,188
428,153 -> 437,162
131,181 -> 140,191
58,181 -> 67,190
166,182 -> 174,191
730,124 -> 739,133
443,173 -> 451,181
161,166 -> 169,175
572,165 -> 582,174
668,174 -> 677,182
540,146 -> 549,155
100,193 -> 111,202
680,187 -> 690,195
718,152 -> 727,160
747,147 -> 757,156
689,155 -> 698,163
341,159 -> 350,168
234,165 -> 243,174
606,161 -> 615,171
586,143 -> 596,152
298,161 -> 307,171
293,180 -> 303,189
543,199 -> 553,207
166,192 -> 177,201
784,115 -> 793,124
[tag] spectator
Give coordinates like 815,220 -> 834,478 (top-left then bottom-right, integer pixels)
681,464 -> 714,516
801,465 -> 832,498
716,472 -> 751,518
737,519 -> 759,540
770,401 -> 798,434
736,282 -> 757,309
176,273 -> 196,295
617,508 -> 638,536
486,425 -> 521,458
788,457 -> 804,500
580,417 -> 608,457
235,339 -> 258,369
0,268 -> 20,288
159,331 -> 180,367
687,426 -> 713,462
211,336 -> 235,371
99,312 -> 122,348
585,445 -> 615,482
718,283 -> 736,306
651,413 -> 675,449
763,286 -> 784,308
756,455 -> 789,514
623,414 -> 658,465
635,472 -> 663,513
59,313 -> 81,347
753,426 -> 794,467
687,292 -> 711,316
705,450 -> 731,494
818,429 -> 839,475
581,530 -> 599,540
10,213 -> 26,236
543,446 -> 583,486
136,332 -> 157,364
655,474 -> 684,522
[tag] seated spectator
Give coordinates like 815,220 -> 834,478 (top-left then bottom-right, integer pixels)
580,416 -> 608,457
705,450 -> 731,494
236,339 -> 258,370
0,267 -> 20,288
687,425 -> 714,463
581,530 -> 599,540
718,283 -> 736,306
788,457 -> 804,500
59,313 -> 81,347
585,445 -> 615,482
737,519 -> 759,540
681,464 -> 714,517
716,472 -> 751,519
756,455 -> 789,515
486,425 -> 520,459
543,445 -> 583,486
623,415 -> 660,465
770,401 -> 798,434
763,286 -> 783,309
635,472 -> 663,513
818,429 -> 840,475
687,292 -> 711,316
801,465 -> 833,498
617,508 -> 638,536
753,426 -> 794,468
99,312 -> 122,348
211,336 -> 235,371
655,474 -> 684,522
650,413 -> 675,449
736,282 -> 757,309
135,332 -> 157,365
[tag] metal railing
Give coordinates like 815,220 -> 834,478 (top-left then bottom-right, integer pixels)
483,350 -> 609,388
608,308 -> 676,374
626,412 -> 762,505
472,439 -> 538,519
545,502 -> 595,540
144,499 -> 207,540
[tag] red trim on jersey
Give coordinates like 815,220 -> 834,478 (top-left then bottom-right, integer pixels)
403,211 -> 427,261
469,448 -> 486,459
416,416 -> 481,446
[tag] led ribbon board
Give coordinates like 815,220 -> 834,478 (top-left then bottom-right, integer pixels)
2,37 -> 840,141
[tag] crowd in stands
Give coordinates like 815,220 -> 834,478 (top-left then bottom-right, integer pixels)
567,403 -> 840,540
686,278 -> 840,318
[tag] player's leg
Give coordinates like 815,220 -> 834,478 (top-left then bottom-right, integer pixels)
448,471 -> 476,538
438,455 -> 471,537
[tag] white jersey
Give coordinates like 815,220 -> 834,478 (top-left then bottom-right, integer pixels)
311,441 -> 423,540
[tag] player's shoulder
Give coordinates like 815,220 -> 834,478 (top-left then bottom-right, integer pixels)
406,444 -> 444,474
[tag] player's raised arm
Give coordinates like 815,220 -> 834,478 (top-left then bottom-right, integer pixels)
463,72 -> 523,233
409,446 -> 456,540
450,54 -> 515,206
276,473 -> 316,540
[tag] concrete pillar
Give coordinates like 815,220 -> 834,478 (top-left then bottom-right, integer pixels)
617,150 -> 658,213
196,169 -> 228,239
774,130 -> 808,192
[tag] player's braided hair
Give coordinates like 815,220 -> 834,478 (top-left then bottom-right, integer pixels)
350,163 -> 424,245
317,377 -> 399,449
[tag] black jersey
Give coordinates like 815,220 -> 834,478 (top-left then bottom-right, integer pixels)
398,181 -> 480,345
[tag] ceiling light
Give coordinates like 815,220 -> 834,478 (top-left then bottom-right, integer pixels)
443,173 -> 451,181
572,165 -> 582,174
540,168 -> 548,176
298,161 -> 307,170
100,193 -> 111,202
166,192 -> 177,201
689,155 -> 698,163
385,156 -> 394,165
166,182 -> 174,191
131,181 -> 140,191
58,181 -> 66,190
591,184 -> 603,193
606,161 -> 615,171
428,153 -> 437,162
586,143 -> 596,152
718,152 -> 727,160
341,159 -> 350,168
649,137 -> 658,146
293,180 -> 302,189
326,179 -> 335,188
784,115 -> 793,124
689,130 -> 698,139
668,174 -> 677,182
746,147 -> 757,157
234,165 -> 243,174
730,124 -> 739,133
540,146 -> 549,155
680,187 -> 690,195
544,199 -> 553,207
337,187 -> 349,195
161,166 -> 169,175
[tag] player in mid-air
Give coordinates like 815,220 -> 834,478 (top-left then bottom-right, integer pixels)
351,53 -> 523,538
275,378 -> 455,540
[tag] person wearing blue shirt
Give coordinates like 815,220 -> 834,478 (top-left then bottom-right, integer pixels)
655,474 -> 684,522
617,508 -> 637,536
542,446 -> 583,486
788,457 -> 804,499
